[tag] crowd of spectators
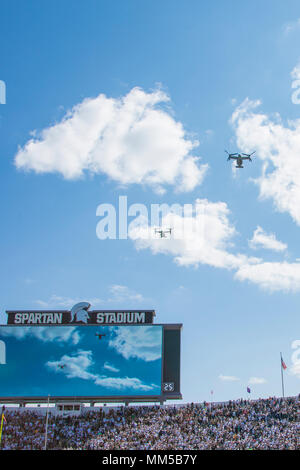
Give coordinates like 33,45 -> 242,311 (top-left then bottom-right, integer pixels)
1,396 -> 299,450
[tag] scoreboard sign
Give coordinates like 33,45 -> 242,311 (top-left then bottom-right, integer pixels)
5,302 -> 155,325
0,305 -> 182,404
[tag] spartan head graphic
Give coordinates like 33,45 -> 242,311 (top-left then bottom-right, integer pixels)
70,302 -> 91,323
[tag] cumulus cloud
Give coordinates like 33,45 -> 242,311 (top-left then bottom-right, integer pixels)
108,326 -> 162,362
15,87 -> 208,193
126,197 -> 300,292
226,92 -> 300,291
235,261 -> 300,292
0,326 -> 80,345
248,226 -> 287,252
46,349 -> 154,391
129,198 -> 260,270
47,350 -> 95,380
231,97 -> 300,226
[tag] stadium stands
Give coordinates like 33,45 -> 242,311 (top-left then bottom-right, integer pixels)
1,396 -> 299,450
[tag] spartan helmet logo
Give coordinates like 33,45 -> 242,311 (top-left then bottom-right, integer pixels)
70,302 -> 91,323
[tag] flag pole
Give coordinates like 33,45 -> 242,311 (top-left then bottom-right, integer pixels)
280,352 -> 285,398
44,395 -> 50,450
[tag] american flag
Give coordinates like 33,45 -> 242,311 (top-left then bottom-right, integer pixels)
281,357 -> 287,370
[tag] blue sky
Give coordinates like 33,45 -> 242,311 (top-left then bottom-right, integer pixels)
0,0 -> 300,403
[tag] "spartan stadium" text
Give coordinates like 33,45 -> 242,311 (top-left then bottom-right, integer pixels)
11,311 -> 146,324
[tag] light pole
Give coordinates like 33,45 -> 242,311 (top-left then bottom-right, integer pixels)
44,395 -> 50,450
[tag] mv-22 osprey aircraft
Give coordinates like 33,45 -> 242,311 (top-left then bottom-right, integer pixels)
155,228 -> 172,238
95,332 -> 106,340
225,150 -> 255,168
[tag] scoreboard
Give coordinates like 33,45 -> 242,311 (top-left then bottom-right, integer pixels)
0,305 -> 182,404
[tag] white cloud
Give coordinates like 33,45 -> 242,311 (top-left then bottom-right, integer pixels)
290,340 -> 300,378
47,350 -> 95,380
291,63 -> 300,104
248,226 -> 287,252
228,92 -> 300,292
93,375 -> 154,391
129,198 -> 260,270
126,197 -> 300,292
35,289 -> 144,308
291,63 -> 300,80
248,377 -> 267,385
219,374 -> 240,382
0,326 -> 80,345
283,18 -> 300,35
46,349 -> 154,391
231,97 -> 300,226
108,326 -> 162,362
204,129 -> 214,138
15,87 -> 208,193
235,261 -> 300,292
35,295 -> 103,309
290,362 -> 300,378
103,362 -> 120,373
108,285 -> 144,303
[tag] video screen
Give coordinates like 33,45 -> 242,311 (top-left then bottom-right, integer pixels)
0,325 -> 162,398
